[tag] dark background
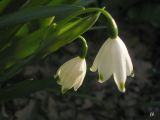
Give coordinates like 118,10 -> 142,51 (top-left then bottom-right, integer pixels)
0,0 -> 160,120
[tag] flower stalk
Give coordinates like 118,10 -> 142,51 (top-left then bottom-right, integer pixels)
78,36 -> 88,58
58,7 -> 118,38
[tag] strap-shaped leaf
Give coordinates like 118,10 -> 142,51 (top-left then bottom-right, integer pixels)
0,5 -> 83,53
49,0 -> 78,5
0,78 -> 56,102
75,0 -> 96,6
0,77 -> 97,102
14,28 -> 48,59
0,26 -> 20,49
0,13 -> 100,81
44,13 -> 100,56
0,0 -> 11,13
0,5 -> 83,28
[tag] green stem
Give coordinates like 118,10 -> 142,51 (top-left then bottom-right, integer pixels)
58,7 -> 118,38
78,36 -> 88,58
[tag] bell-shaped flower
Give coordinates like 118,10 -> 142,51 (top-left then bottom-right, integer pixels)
90,36 -> 133,92
55,56 -> 86,93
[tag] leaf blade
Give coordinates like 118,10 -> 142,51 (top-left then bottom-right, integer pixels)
0,5 -> 83,28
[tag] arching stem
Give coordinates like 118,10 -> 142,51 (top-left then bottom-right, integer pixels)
78,36 -> 88,58
58,7 -> 118,38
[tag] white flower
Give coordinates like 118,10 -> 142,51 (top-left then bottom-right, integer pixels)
90,36 -> 133,93
55,56 -> 86,93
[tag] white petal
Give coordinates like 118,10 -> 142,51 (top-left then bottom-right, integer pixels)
56,57 -> 86,93
61,57 -> 82,89
90,36 -> 133,93
97,39 -> 113,82
116,37 -> 133,76
90,39 -> 111,72
73,59 -> 86,90
58,58 -> 77,86
125,53 -> 133,76
73,73 -> 85,91
112,38 -> 127,92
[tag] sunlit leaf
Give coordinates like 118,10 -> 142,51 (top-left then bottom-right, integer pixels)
0,5 -> 83,28
16,24 -> 29,37
44,13 -> 100,56
0,13 -> 100,81
15,28 -> 48,59
49,0 -> 78,5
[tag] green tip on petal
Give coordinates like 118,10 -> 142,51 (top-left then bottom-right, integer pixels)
74,88 -> 78,91
98,73 -> 105,83
119,82 -> 126,93
54,74 -> 58,79
130,70 -> 134,77
61,88 -> 69,94
56,79 -> 61,85
90,66 -> 96,72
55,75 -> 61,85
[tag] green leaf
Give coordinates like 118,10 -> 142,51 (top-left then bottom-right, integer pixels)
22,0 -> 51,8
44,13 -> 100,56
0,5 -> 83,55
0,26 -> 21,50
0,13 -> 100,82
16,24 -> 29,37
39,16 -> 54,27
49,0 -> 78,5
0,0 -> 11,13
0,45 -> 16,71
0,77 -> 99,102
0,5 -> 83,28
0,78 -> 56,102
75,0 -> 96,6
14,28 -> 48,59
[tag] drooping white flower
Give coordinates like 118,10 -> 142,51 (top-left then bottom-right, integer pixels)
90,36 -> 133,93
55,56 -> 86,93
